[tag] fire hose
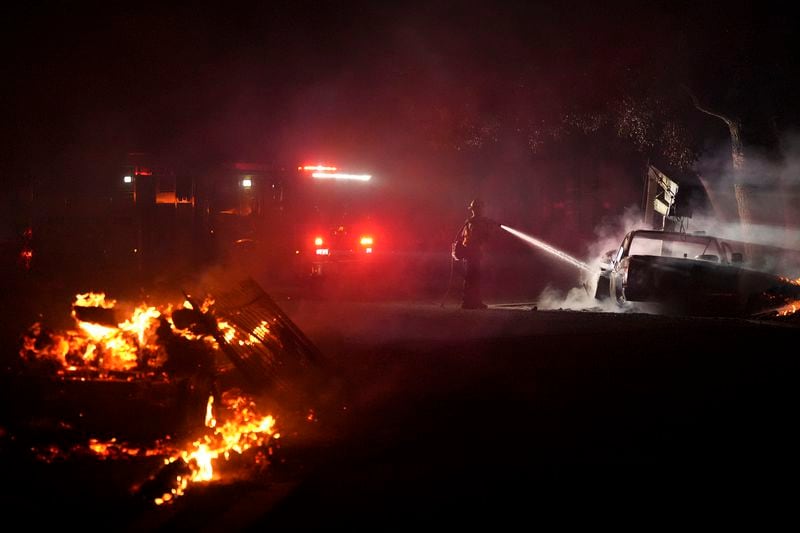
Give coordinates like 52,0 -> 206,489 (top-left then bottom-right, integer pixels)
439,220 -> 469,307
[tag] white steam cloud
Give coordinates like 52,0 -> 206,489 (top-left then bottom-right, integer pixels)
693,130 -> 800,275
536,205 -> 645,313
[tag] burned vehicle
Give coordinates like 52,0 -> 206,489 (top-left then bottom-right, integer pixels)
594,229 -> 800,317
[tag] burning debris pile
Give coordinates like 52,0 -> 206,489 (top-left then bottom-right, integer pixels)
144,390 -> 278,506
19,291 -> 215,377
759,276 -> 800,320
28,388 -> 279,506
8,279 -> 320,508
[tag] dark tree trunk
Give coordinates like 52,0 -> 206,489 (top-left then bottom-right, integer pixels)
686,87 -> 756,258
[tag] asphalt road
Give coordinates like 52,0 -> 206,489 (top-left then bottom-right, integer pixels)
263,300 -> 800,526
3,287 -> 800,528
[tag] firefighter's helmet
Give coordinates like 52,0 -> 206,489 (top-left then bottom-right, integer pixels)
468,198 -> 483,214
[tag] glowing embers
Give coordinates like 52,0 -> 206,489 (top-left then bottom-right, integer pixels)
31,391 -> 280,507
763,277 -> 800,317
19,249 -> 33,269
149,390 -> 279,505
776,301 -> 800,316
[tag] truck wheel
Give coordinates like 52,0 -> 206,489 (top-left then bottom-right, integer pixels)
594,275 -> 610,300
610,275 -> 628,307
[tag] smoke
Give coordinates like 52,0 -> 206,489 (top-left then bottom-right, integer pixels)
675,215 -> 800,277
781,130 -> 800,185
690,130 -> 800,275
680,215 -> 799,251
696,131 -> 800,231
536,204 -> 646,312
535,142 -> 800,313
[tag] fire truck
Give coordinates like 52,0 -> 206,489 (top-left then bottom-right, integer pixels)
115,153 -> 206,277
8,153 -> 201,286
204,162 -> 383,280
111,156 -> 384,284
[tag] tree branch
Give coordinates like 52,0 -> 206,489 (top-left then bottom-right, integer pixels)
681,84 -> 736,128
682,84 -> 744,169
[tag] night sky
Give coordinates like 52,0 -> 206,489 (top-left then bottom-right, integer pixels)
2,1 -> 797,249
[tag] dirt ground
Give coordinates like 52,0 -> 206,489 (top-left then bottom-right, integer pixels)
2,268 -> 800,527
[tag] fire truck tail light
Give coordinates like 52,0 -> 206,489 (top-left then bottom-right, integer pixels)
314,237 -> 324,246
360,236 -> 373,246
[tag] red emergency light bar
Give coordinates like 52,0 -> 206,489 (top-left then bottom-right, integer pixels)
312,172 -> 371,181
300,165 -> 338,172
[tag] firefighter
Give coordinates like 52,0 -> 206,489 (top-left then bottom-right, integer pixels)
458,198 -> 499,309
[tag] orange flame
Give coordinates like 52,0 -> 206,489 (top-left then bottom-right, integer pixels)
776,301 -> 800,316
774,278 -> 800,316
154,392 -> 278,505
205,395 -> 216,428
20,292 -> 229,376
74,292 -> 116,308
21,293 -> 285,506
34,392 -> 279,506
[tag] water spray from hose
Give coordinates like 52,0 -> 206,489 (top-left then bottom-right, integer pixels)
500,225 -> 591,273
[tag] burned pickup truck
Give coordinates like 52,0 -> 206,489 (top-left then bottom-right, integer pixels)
594,229 -> 800,317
